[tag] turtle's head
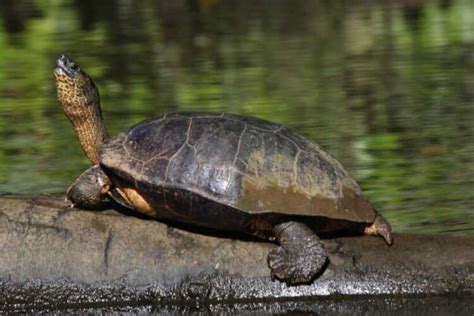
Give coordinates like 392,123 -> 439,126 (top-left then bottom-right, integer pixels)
54,54 -> 99,112
54,54 -> 107,164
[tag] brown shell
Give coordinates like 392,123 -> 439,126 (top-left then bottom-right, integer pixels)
100,112 -> 376,225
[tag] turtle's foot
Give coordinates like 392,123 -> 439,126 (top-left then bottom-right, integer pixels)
67,165 -> 111,210
267,221 -> 327,285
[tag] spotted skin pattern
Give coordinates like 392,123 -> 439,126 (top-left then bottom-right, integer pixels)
54,58 -> 107,164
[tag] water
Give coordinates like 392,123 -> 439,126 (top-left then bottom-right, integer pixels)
0,0 -> 473,239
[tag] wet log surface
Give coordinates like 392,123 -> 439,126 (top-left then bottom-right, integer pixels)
0,193 -> 473,313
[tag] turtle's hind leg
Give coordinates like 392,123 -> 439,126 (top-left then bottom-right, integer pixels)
364,213 -> 393,245
267,221 -> 327,285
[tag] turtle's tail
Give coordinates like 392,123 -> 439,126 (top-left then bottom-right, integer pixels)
364,213 -> 393,246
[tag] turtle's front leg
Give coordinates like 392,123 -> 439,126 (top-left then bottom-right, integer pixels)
267,221 -> 327,285
67,165 -> 112,209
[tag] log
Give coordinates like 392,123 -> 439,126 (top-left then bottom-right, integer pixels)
0,193 -> 473,313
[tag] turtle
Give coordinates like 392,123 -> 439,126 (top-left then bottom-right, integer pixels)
54,53 -> 392,285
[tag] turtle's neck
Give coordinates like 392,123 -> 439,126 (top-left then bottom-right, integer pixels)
65,98 -> 109,164
55,71 -> 108,164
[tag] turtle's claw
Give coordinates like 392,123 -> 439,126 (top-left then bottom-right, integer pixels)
267,245 -> 289,282
64,197 -> 75,208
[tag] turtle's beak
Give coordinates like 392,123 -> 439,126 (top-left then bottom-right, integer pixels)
54,53 -> 80,78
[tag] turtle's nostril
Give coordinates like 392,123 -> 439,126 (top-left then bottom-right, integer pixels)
55,54 -> 78,77
58,53 -> 73,66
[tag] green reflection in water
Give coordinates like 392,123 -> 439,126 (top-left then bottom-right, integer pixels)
0,0 -> 472,235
